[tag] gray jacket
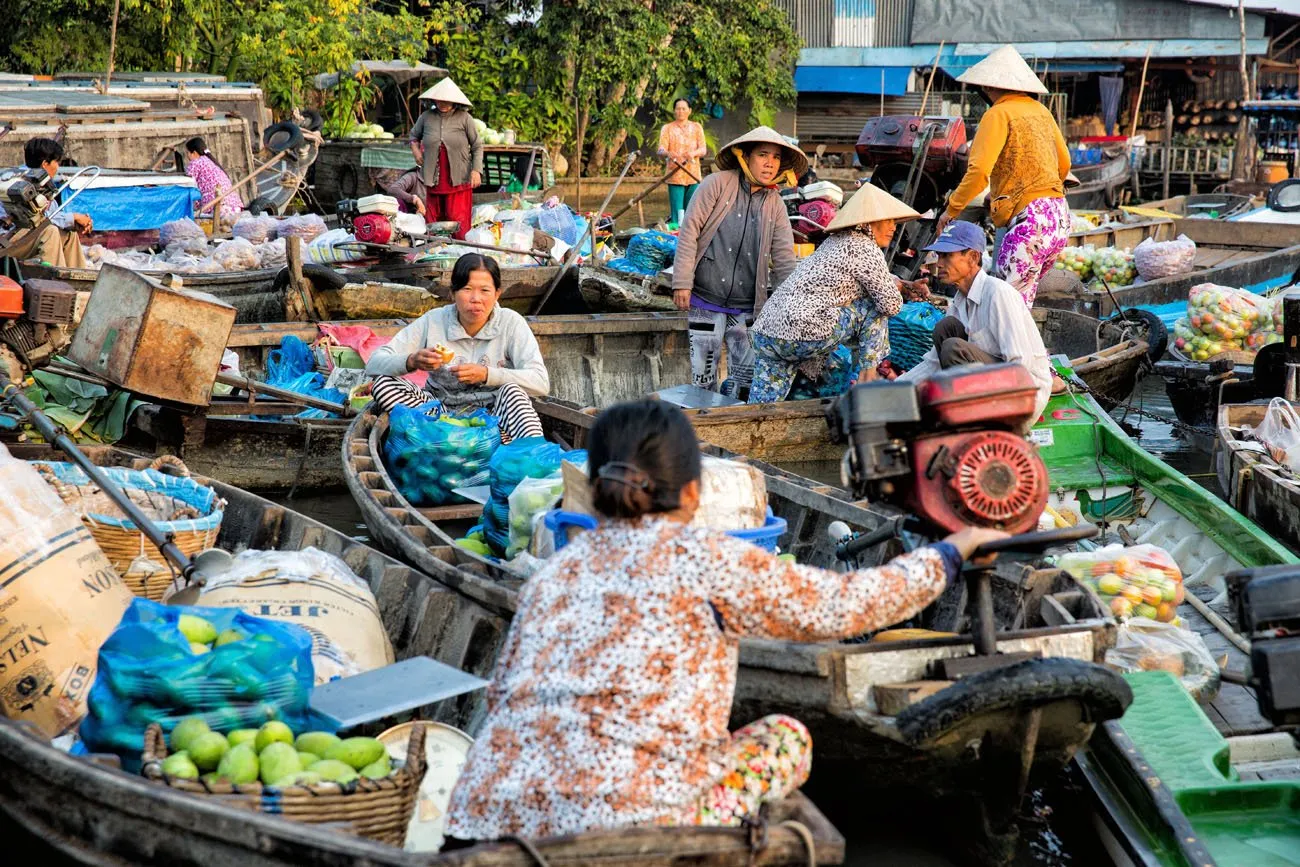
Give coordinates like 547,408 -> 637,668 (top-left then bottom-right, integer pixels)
671,169 -> 796,317
410,108 -> 484,188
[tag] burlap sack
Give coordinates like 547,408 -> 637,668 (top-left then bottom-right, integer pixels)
0,448 -> 132,736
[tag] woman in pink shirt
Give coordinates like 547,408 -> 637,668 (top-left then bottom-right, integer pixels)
185,137 -> 243,221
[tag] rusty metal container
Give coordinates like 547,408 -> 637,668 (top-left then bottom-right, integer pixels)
68,264 -> 236,406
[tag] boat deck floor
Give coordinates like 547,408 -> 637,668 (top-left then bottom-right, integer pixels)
1036,394 -> 1273,739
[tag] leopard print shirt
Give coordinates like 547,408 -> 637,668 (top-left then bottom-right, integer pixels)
752,229 -> 902,343
445,515 -> 949,839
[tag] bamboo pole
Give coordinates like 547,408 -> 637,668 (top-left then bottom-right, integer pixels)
1129,45 -> 1153,140
1233,0 -> 1254,180
1163,100 -> 1174,200
917,40 -> 947,118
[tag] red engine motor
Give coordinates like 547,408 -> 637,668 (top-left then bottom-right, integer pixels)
353,213 -> 393,245
855,115 -> 969,215
829,364 -> 1048,534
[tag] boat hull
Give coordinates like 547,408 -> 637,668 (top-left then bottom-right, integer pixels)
346,405 -> 1118,863
1215,401 -> 1300,556
19,262 -> 285,324
1035,222 -> 1300,318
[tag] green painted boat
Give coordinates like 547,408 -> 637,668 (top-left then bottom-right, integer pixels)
1031,388 -> 1300,867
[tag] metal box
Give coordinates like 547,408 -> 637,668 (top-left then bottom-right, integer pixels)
68,264 -> 236,406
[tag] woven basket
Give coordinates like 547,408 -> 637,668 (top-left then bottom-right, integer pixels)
141,722 -> 426,846
32,457 -> 223,599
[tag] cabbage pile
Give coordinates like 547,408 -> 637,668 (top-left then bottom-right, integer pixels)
343,122 -> 395,141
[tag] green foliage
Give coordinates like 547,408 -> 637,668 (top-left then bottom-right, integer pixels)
0,0 -> 799,168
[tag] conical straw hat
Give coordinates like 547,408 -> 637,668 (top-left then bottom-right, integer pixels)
419,78 -> 472,107
824,182 -> 920,232
716,126 -> 808,178
957,46 -> 1048,95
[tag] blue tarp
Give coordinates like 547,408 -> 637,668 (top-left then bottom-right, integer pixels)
71,185 -> 199,231
795,66 -> 911,96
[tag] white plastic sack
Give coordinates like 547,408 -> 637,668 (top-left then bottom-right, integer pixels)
1105,617 -> 1219,701
210,237 -> 261,271
231,212 -> 279,243
1252,397 -> 1300,472
180,546 -> 394,684
277,213 -> 328,242
307,228 -> 366,263
508,472 -> 564,559
159,218 -> 208,246
1134,234 -> 1197,281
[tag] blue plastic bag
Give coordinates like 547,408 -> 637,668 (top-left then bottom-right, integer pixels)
80,598 -> 320,770
263,337 -> 347,418
383,404 -> 502,506
887,301 -> 945,372
481,437 -> 586,556
266,335 -> 316,385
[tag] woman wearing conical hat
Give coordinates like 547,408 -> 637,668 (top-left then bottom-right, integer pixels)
938,45 -> 1072,307
409,77 -> 482,240
672,126 -> 805,398
747,184 -> 928,404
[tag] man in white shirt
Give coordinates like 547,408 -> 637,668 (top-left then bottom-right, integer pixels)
898,221 -> 1052,420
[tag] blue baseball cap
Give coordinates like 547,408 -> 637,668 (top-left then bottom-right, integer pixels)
924,221 -> 985,253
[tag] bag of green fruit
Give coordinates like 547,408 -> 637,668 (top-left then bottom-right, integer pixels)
382,404 -> 501,506
80,597 -> 319,770
506,471 -> 565,558
1057,543 -> 1184,623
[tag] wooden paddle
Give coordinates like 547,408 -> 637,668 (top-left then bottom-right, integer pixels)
531,150 -> 640,315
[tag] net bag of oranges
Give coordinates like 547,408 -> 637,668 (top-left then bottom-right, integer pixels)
1057,544 -> 1185,624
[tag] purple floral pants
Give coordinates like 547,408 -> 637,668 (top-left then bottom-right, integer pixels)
994,196 -> 1071,307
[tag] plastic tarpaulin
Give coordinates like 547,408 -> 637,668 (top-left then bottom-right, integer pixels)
71,185 -> 200,231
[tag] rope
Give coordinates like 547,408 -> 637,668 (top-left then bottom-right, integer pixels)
778,820 -> 818,867
500,835 -> 552,867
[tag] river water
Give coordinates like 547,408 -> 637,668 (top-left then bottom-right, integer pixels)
261,372 -> 1210,866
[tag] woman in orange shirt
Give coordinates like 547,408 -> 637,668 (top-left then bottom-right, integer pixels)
658,99 -> 707,227
937,46 -> 1072,307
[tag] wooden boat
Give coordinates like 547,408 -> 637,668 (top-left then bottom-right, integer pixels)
0,442 -> 842,867
1154,356 -> 1258,443
328,258 -> 580,316
1036,220 -> 1300,319
1215,401 -> 1300,555
346,404 -> 1127,864
1064,215 -> 1175,251
1065,151 -> 1132,210
123,313 -> 689,492
524,307 -> 1151,466
1029,393 -> 1300,866
17,261 -> 286,323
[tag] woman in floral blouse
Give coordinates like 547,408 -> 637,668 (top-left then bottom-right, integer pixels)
445,400 -> 1004,843
657,98 -> 707,226
184,137 -> 242,222
748,183 -> 929,404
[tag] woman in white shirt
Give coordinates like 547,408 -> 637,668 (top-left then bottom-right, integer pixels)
365,253 -> 549,441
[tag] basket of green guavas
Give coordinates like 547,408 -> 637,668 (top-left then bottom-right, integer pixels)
141,717 -> 426,845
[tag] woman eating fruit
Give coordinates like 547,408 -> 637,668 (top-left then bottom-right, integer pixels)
443,399 -> 1005,842
365,253 -> 548,442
